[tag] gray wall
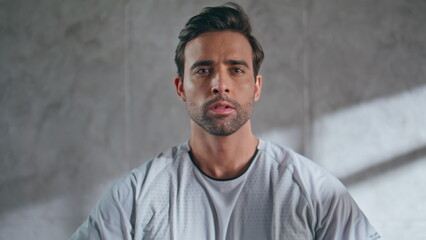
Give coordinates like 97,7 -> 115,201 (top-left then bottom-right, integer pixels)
1,0 -> 425,239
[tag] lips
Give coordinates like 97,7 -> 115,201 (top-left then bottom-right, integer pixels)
208,101 -> 235,115
210,101 -> 234,109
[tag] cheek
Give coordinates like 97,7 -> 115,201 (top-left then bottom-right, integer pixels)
183,80 -> 196,97
237,81 -> 256,97
183,86 -> 203,106
184,80 -> 210,97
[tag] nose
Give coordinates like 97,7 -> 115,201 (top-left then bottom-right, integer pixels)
211,70 -> 230,95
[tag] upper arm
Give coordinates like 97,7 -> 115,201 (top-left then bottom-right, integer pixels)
313,179 -> 380,240
69,175 -> 136,240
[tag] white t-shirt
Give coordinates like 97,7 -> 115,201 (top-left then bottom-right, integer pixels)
70,139 -> 381,240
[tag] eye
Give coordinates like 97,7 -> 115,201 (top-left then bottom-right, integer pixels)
195,68 -> 210,75
231,68 -> 244,74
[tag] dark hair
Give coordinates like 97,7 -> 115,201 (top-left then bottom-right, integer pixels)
175,2 -> 264,80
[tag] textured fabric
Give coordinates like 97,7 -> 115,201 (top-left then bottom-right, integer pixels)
69,139 -> 381,240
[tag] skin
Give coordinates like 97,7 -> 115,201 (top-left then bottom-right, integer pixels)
174,31 -> 262,179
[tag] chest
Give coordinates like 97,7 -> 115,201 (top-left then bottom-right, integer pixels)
132,171 -> 314,240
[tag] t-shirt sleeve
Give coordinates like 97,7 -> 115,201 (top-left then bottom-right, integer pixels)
313,178 -> 381,240
68,174 -> 136,240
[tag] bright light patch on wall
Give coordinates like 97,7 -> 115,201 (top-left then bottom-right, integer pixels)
312,85 -> 426,179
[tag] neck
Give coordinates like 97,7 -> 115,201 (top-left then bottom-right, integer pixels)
189,120 -> 259,179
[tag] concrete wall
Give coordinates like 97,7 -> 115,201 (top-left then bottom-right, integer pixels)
1,0 -> 425,239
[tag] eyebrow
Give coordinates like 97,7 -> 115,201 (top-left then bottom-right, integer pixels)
190,60 -> 214,71
224,59 -> 250,68
190,59 -> 250,71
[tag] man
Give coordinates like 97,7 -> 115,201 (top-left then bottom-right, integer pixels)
70,3 -> 380,240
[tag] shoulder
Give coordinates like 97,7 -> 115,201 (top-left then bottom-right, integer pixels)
69,143 -> 190,239
257,139 -> 348,205
258,140 -> 379,238
87,142 -> 189,226
110,142 -> 190,203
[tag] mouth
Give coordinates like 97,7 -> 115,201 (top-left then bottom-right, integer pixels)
210,101 -> 234,109
208,101 -> 235,115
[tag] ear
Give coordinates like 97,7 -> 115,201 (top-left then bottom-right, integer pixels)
174,76 -> 186,102
254,75 -> 262,102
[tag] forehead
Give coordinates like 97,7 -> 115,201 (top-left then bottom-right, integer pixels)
184,31 -> 253,68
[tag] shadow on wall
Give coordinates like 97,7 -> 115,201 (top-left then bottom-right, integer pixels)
341,145 -> 426,186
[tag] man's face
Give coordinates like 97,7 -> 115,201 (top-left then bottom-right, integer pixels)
175,31 -> 262,136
